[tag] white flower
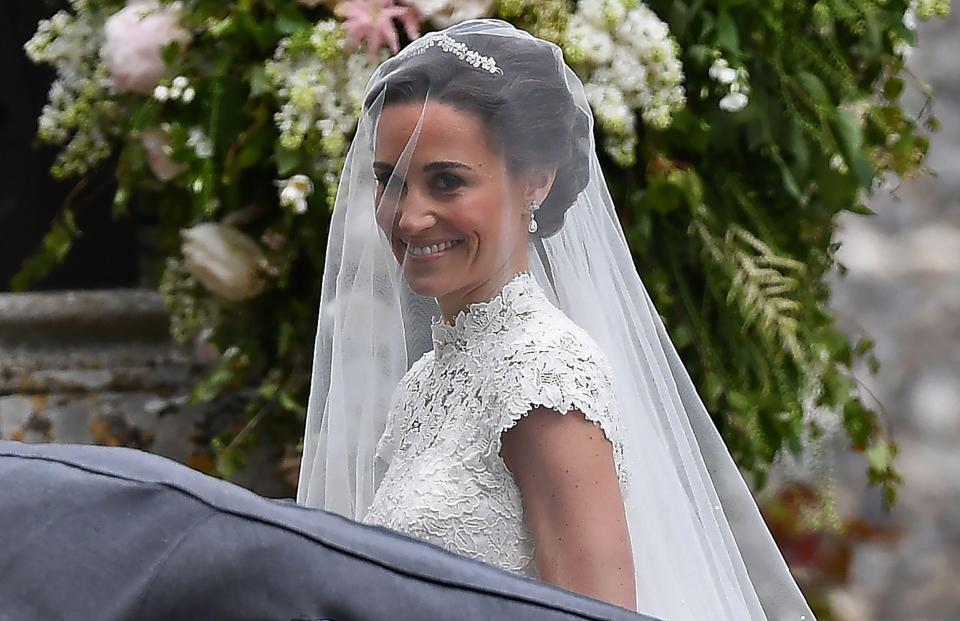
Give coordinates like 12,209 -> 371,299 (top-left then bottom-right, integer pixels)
829,153 -> 846,171
24,7 -> 122,177
187,126 -> 213,159
709,64 -> 737,85
101,0 -> 191,95
564,0 -> 685,164
566,15 -> 614,65
172,75 -> 189,90
277,174 -> 315,214
181,223 -> 268,302
181,87 -> 195,103
153,85 -> 169,101
140,127 -> 186,181
580,0 -> 625,28
903,4 -> 918,29
894,40 -> 914,60
267,20 -> 383,203
719,91 -> 748,112
405,0 -> 494,28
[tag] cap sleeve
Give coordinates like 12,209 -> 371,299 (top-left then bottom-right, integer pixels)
487,325 -> 629,487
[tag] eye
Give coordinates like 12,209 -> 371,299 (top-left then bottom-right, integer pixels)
430,172 -> 465,193
375,173 -> 406,195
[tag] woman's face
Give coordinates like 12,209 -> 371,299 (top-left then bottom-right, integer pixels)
373,101 -> 553,311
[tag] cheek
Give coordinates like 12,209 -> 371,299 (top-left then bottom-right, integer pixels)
457,188 -> 515,242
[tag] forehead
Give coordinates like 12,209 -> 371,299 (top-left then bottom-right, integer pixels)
374,101 -> 500,165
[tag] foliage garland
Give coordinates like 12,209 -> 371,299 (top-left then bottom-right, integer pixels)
21,0 -> 950,510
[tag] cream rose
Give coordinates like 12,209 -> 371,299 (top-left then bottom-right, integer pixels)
181,223 -> 267,302
140,127 -> 186,181
101,0 -> 191,95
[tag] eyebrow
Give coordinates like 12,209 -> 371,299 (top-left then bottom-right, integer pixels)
372,160 -> 472,173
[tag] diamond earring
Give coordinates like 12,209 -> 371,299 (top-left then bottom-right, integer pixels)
527,200 -> 540,234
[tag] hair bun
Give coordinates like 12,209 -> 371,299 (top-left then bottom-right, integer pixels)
534,107 -> 592,239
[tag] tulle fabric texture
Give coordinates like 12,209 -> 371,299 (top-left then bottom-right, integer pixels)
297,18 -> 815,621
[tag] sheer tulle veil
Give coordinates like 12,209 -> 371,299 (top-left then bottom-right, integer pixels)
297,18 -> 815,621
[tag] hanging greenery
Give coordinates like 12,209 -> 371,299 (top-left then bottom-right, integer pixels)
20,0 -> 950,509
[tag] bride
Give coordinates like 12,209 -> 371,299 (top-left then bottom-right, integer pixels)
297,18 -> 815,620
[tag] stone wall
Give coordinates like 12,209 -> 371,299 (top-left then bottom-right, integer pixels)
825,11 -> 960,621
0,289 -> 292,497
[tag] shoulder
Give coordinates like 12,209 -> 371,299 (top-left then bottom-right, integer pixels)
495,304 -> 619,428
506,304 -> 615,386
488,305 -> 628,486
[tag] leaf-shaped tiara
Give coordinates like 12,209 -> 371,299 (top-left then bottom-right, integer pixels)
395,33 -> 503,76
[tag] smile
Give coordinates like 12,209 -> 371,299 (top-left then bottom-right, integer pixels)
406,240 -> 463,257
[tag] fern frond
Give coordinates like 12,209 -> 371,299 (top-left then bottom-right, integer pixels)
694,220 -> 808,364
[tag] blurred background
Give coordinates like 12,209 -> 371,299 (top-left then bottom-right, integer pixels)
821,8 -> 960,619
1,2 -> 957,620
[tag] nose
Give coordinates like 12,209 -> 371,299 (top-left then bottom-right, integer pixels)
395,190 -> 436,239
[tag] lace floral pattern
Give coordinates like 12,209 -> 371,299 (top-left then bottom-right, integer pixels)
361,272 -> 627,577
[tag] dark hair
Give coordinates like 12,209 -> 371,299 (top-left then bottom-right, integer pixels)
363,26 -> 592,238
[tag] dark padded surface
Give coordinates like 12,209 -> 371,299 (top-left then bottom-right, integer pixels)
0,441 -> 656,621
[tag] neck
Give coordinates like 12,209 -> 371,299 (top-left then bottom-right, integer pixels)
437,260 -> 529,323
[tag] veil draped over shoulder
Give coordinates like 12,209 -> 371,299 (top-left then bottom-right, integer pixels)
297,18 -> 815,621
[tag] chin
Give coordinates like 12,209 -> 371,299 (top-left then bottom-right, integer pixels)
402,269 -> 453,299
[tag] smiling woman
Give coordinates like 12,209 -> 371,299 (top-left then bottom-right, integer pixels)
371,100 -> 555,318
298,19 -> 817,621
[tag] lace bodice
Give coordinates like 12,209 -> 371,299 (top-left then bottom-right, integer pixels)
361,272 -> 627,577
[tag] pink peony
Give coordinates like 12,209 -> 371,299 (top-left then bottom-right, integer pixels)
337,0 -> 420,56
140,127 -> 187,181
101,1 -> 191,95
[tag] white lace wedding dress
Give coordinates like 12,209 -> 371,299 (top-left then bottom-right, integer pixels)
361,272 -> 629,578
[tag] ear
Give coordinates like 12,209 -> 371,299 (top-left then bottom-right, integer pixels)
522,168 -> 557,206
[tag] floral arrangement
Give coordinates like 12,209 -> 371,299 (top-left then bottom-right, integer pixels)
22,0 -> 950,518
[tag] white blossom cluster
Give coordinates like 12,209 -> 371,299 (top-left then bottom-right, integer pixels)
153,75 -> 196,103
895,0 -> 950,59
24,1 -> 122,178
708,56 -> 750,113
186,126 -> 213,160
564,0 -> 686,166
266,20 -> 384,203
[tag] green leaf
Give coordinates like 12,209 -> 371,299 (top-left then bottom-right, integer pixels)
883,77 -> 905,100
795,72 -> 832,108
10,209 -> 81,291
865,439 -> 894,474
249,65 -> 271,98
275,144 -> 302,175
275,5 -> 311,35
846,203 -> 877,216
716,8 -> 741,52
832,110 -> 875,186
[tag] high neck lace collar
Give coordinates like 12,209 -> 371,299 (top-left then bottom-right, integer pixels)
431,272 -> 541,356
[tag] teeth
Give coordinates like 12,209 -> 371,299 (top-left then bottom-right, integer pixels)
408,240 -> 461,256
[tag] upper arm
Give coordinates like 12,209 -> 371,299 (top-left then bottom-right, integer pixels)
499,407 -> 632,573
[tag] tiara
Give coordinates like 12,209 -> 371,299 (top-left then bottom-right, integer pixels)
396,33 -> 503,76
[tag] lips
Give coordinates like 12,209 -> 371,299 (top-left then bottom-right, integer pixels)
406,239 -> 464,257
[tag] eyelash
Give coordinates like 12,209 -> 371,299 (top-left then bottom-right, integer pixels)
374,173 -> 465,194
431,173 -> 464,192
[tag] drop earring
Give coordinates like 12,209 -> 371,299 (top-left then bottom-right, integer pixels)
527,200 -> 540,234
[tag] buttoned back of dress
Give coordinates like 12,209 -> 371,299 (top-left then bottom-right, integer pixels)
362,273 -> 629,578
